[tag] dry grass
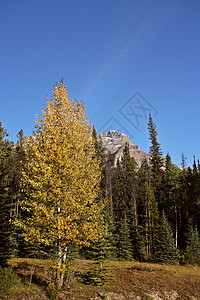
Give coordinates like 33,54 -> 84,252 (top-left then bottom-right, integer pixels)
4,258 -> 200,299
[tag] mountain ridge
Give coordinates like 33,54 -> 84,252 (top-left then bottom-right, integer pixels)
98,130 -> 150,166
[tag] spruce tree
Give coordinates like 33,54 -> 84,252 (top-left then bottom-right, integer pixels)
178,155 -> 191,250
117,212 -> 133,260
132,224 -> 147,261
163,153 -> 181,248
137,159 -> 159,259
121,143 -> 138,228
145,184 -> 160,258
0,122 -> 15,266
90,127 -> 115,260
147,114 -> 163,208
112,159 -> 132,260
154,212 -> 180,265
121,143 -> 144,260
185,223 -> 200,266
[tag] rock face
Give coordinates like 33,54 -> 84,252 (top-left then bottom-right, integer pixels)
99,130 -> 150,167
19,130 -> 150,167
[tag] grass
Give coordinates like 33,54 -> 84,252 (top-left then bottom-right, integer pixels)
2,258 -> 200,299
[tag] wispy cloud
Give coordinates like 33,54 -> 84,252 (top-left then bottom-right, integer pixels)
83,2 -> 179,101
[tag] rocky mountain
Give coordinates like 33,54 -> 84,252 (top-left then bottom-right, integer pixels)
19,130 -> 150,167
98,130 -> 150,166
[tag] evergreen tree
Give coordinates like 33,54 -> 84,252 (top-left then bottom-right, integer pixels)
90,127 -> 115,260
163,153 -> 181,248
147,114 -> 163,207
132,224 -> 147,261
105,151 -> 115,206
112,159 -> 132,260
121,143 -> 138,228
137,159 -> 159,259
181,159 -> 200,239
121,143 -> 141,259
178,154 -> 190,250
0,122 -> 16,266
154,212 -> 180,265
117,212 -> 132,260
145,184 -> 160,258
185,223 -> 200,266
193,156 -> 198,174
11,130 -> 26,217
190,157 -> 200,228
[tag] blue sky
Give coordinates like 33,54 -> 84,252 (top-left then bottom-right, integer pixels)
0,0 -> 200,167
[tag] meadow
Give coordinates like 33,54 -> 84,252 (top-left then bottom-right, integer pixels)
1,258 -> 200,299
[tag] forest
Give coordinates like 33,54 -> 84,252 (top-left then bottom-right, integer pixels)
0,82 -> 200,298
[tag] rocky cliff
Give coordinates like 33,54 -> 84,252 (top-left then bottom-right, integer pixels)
98,130 -> 150,166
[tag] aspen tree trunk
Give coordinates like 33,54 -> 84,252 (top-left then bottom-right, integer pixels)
60,246 -> 68,289
57,202 -> 63,289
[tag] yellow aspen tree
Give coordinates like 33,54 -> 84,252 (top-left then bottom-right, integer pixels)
16,81 -> 104,289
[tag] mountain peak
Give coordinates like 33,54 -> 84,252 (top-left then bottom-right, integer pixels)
99,131 -> 150,166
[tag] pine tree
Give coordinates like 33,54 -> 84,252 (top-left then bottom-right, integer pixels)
15,81 -> 104,290
154,212 -> 180,265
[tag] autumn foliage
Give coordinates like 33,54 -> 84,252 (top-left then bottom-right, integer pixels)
16,81 -> 104,289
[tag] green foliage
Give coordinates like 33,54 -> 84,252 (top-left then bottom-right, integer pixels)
0,201 -> 13,267
185,224 -> 200,265
121,143 -> 138,228
112,156 -> 133,260
86,224 -> 115,285
80,263 -> 114,286
145,184 -> 160,258
132,225 -> 147,261
147,114 -> 163,170
116,213 -> 133,260
154,212 -> 180,265
81,235 -> 115,286
0,267 -> 18,296
92,126 -> 116,259
2,93 -> 200,271
147,114 -> 163,207
0,122 -> 17,266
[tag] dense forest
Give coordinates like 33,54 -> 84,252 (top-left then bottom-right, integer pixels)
0,83 -> 200,294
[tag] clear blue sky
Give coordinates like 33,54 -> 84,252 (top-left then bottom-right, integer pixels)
1,0 -> 200,167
